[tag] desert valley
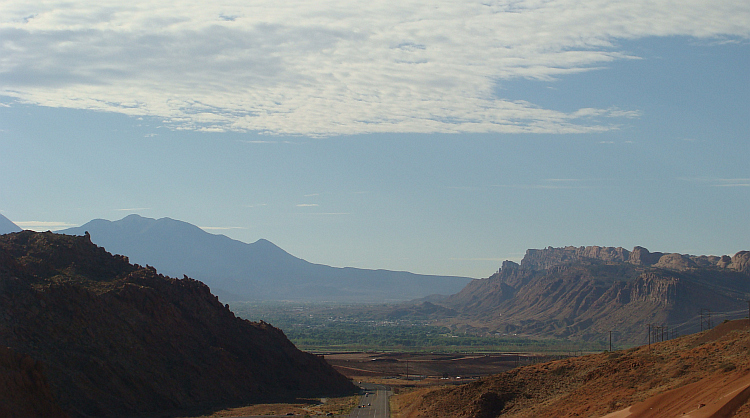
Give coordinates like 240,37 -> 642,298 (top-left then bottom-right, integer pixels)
2,213 -> 750,417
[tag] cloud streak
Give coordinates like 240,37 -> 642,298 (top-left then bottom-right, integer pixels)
680,177 -> 750,187
14,221 -> 76,231
1,0 -> 748,136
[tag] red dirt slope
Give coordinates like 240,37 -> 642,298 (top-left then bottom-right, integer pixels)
393,319 -> 750,418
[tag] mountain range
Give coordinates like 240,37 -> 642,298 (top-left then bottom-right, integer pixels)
58,214 -> 472,302
440,245 -> 750,344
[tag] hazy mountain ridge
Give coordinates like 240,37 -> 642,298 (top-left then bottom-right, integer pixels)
0,214 -> 21,234
0,230 -> 354,417
443,246 -> 750,344
59,214 -> 472,302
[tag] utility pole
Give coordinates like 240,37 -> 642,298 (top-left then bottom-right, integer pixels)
609,331 -> 612,352
648,323 -> 651,351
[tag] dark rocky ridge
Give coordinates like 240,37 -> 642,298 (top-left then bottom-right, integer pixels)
444,246 -> 750,344
0,231 -> 355,417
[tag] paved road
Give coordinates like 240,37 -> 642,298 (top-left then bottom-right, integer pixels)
348,382 -> 390,418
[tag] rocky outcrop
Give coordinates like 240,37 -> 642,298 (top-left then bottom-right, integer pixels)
653,253 -> 697,271
629,273 -> 680,304
0,231 -> 355,417
628,246 -> 664,266
521,246 -> 631,270
519,245 -> 745,273
729,251 -> 750,274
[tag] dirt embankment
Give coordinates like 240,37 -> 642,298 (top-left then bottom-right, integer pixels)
392,319 -> 750,418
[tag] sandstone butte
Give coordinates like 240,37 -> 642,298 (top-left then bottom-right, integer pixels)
392,319 -> 750,418
0,230 -> 356,417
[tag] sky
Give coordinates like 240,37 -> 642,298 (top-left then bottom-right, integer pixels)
1,0 -> 749,278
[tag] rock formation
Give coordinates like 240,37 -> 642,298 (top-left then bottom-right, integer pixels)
444,246 -> 750,344
0,231 -> 355,417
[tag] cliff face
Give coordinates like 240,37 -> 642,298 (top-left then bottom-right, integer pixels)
519,245 -> 746,272
0,231 -> 355,417
521,246 -> 632,270
445,246 -> 750,344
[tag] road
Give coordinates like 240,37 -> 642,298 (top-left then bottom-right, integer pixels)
348,382 -> 391,418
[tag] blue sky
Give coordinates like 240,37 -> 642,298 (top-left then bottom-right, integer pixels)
1,0 -> 749,278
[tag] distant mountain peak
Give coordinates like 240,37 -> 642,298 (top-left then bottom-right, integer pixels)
0,213 -> 22,234
57,214 -> 472,302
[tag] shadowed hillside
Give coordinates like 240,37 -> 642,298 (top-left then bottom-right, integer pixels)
0,231 -> 355,417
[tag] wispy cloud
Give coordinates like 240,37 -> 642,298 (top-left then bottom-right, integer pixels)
680,177 -> 750,187
199,226 -> 248,231
713,179 -> 750,187
15,221 -> 76,231
1,0 -> 748,136
309,212 -> 350,216
491,178 -> 592,190
296,203 -> 319,207
115,207 -> 151,212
